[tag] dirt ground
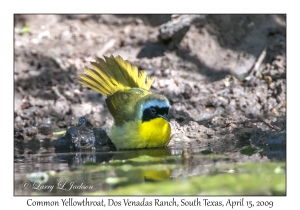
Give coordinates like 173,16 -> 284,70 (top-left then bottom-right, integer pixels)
14,15 -> 286,160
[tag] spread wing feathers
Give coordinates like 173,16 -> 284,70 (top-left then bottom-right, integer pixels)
105,88 -> 150,125
78,55 -> 155,96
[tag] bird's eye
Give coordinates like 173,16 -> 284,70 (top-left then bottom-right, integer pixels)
150,106 -> 156,114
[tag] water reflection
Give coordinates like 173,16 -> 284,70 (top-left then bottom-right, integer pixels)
14,138 -> 286,196
15,148 -> 178,195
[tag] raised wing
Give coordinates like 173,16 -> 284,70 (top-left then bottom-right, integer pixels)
78,55 -> 155,96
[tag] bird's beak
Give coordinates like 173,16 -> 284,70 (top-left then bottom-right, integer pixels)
159,114 -> 170,122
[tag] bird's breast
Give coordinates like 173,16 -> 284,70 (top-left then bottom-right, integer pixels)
139,117 -> 171,148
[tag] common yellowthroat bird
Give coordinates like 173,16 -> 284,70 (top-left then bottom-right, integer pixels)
78,55 -> 171,149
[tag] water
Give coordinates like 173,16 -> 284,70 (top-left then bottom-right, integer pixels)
14,144 -> 286,195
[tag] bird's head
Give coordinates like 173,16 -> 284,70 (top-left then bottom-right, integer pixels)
137,94 -> 170,122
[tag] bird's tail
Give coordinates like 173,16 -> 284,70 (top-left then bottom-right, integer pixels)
78,55 -> 155,96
